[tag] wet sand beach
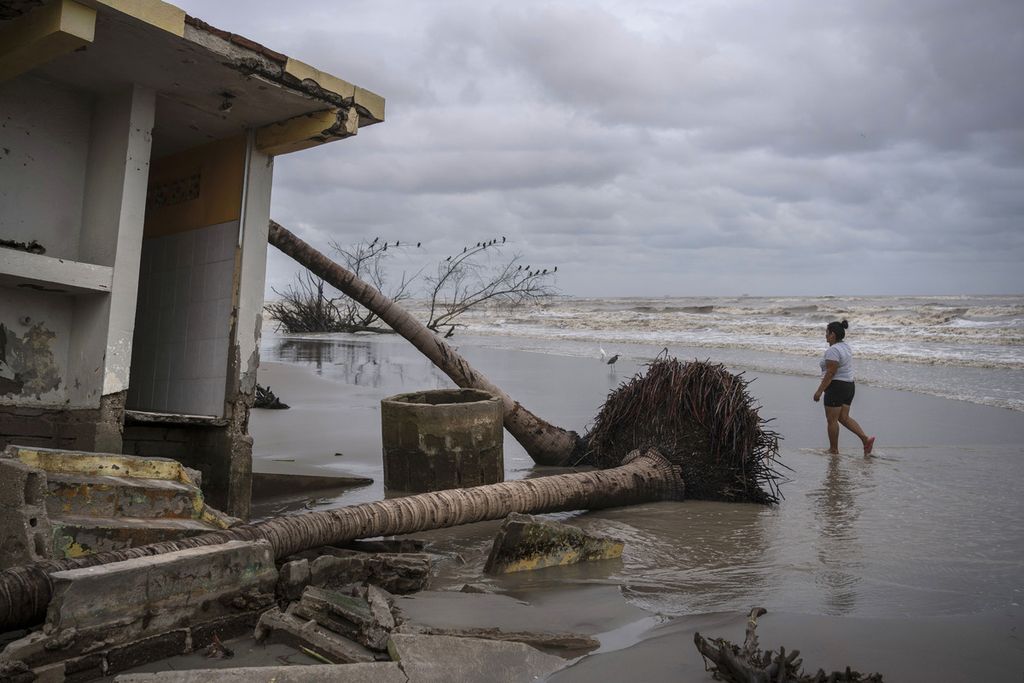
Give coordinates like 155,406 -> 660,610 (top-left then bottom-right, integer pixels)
250,333 -> 1024,681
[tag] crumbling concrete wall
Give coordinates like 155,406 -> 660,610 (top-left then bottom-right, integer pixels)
0,457 -> 51,569
0,392 -> 125,454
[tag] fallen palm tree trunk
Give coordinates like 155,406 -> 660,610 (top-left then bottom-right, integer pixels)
268,220 -> 581,467
0,450 -> 681,633
694,607 -> 883,682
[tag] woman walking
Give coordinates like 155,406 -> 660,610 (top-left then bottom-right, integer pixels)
813,319 -> 875,455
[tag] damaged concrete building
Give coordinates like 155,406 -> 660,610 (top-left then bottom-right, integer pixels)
0,0 -> 384,520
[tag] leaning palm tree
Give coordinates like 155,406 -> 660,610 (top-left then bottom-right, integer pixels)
0,449 -> 681,632
268,220 -> 580,467
0,224 -> 782,633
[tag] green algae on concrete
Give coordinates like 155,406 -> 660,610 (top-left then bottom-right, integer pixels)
484,513 -> 625,574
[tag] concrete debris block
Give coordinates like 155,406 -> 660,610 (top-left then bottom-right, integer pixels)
293,586 -> 393,651
484,513 -> 624,574
0,659 -> 32,683
254,607 -> 377,664
1,541 -> 277,670
46,540 -> 277,635
366,584 -> 397,634
0,458 -> 53,569
459,583 -> 492,594
277,558 -> 312,601
387,633 -> 567,682
113,662 -> 408,682
310,552 -> 431,594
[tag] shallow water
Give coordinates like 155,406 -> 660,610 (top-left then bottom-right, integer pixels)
253,332 -> 1024,623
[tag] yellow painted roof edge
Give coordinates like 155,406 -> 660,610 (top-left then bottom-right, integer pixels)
77,0 -> 186,37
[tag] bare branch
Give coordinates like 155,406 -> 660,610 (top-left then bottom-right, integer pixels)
425,239 -> 557,333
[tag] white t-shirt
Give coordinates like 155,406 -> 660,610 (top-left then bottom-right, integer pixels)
820,341 -> 854,382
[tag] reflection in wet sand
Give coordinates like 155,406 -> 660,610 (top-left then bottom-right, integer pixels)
806,454 -> 875,615
271,336 -> 449,391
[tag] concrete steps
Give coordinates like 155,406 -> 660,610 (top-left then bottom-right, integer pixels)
1,445 -> 239,568
45,472 -> 199,520
51,515 -> 219,556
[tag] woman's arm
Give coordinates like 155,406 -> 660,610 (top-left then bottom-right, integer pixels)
814,360 -> 838,402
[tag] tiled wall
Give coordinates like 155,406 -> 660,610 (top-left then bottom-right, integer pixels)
127,221 -> 237,416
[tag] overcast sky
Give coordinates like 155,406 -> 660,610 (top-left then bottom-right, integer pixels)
175,0 -> 1023,298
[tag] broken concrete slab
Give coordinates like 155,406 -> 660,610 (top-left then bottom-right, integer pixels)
399,626 -> 598,657
113,662 -> 407,682
310,552 -> 431,594
387,633 -> 567,682
484,512 -> 624,574
255,607 -> 377,664
292,586 -> 394,651
277,557 -> 312,601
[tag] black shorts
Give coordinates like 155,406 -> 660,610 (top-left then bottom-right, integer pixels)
824,380 -> 855,407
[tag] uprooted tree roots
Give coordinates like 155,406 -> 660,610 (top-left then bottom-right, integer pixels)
694,608 -> 884,683
584,354 -> 783,504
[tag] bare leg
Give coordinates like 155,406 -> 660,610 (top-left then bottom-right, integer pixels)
825,405 -> 842,454
839,405 -> 874,454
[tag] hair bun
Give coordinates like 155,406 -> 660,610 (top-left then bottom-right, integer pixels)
841,319 -> 849,328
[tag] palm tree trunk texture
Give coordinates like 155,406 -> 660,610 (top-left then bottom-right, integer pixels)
267,220 -> 582,466
0,450 -> 682,633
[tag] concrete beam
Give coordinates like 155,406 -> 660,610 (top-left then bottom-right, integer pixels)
46,540 -> 276,634
1,541 -> 277,670
0,0 -> 96,82
255,108 -> 358,156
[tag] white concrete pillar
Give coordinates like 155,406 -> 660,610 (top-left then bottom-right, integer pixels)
67,85 -> 155,407
234,138 -> 274,396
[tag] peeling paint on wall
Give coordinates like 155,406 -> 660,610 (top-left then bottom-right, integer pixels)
0,321 -> 62,398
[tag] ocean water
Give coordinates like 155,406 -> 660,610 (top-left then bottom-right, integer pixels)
397,293 -> 1024,411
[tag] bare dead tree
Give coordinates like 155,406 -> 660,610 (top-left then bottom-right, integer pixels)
328,237 -> 419,330
425,237 -> 556,333
267,238 -> 418,334
265,270 -> 350,333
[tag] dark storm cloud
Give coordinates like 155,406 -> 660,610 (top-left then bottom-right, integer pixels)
175,0 -> 1024,296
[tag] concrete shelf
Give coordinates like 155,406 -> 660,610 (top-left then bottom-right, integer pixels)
0,248 -> 113,295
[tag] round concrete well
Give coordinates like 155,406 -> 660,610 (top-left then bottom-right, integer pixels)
381,388 -> 504,493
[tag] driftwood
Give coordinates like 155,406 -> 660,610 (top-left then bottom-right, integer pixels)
694,608 -> 884,683
254,384 -> 290,409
